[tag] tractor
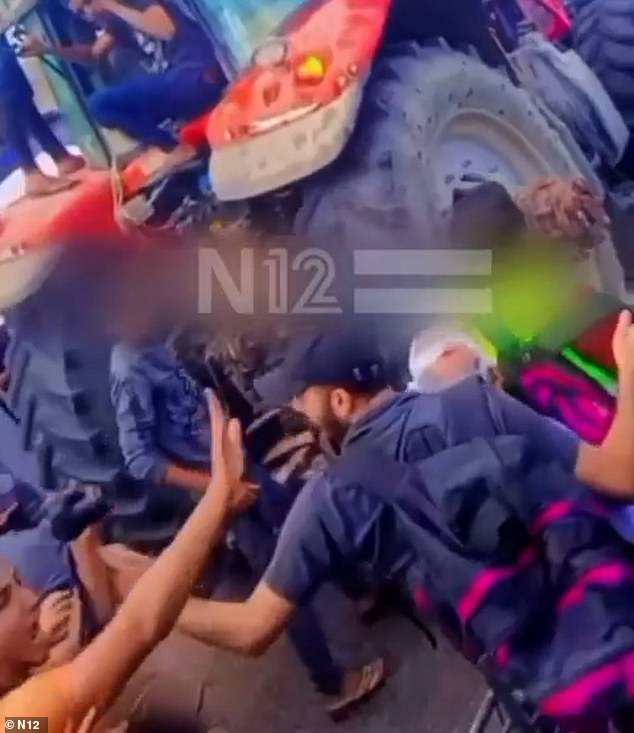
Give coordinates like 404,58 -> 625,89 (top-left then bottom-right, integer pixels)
0,3 -> 633,729
0,0 -> 631,544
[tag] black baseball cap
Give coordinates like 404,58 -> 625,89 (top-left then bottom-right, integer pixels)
254,330 -> 389,406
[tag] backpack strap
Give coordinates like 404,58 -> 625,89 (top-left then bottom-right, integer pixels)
334,434 -> 529,561
400,378 -> 507,465
333,439 -> 463,551
440,377 -> 507,442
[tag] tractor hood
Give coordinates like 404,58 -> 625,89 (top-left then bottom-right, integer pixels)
206,0 -> 391,200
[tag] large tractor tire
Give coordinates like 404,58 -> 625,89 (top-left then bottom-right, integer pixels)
296,44 -> 596,251
0,265 -> 122,491
568,0 -> 634,132
567,0 -> 634,178
0,246 -> 181,545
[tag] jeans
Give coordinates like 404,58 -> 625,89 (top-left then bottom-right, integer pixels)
232,510 -> 343,696
89,63 -> 224,149
3,92 -> 68,171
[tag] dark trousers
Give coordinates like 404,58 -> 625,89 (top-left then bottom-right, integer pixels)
232,511 -> 343,696
3,92 -> 68,171
89,64 -> 224,150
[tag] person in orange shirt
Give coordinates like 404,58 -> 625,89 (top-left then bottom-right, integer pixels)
0,395 -> 255,732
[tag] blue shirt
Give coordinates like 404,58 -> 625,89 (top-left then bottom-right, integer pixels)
110,341 -> 211,482
264,377 -> 581,605
94,0 -> 218,70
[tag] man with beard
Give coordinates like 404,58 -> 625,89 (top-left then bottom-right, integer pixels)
108,297 -> 384,717
165,315 -> 634,730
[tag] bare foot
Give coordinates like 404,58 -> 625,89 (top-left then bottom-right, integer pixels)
162,143 -> 198,170
145,144 -> 200,186
56,156 -> 85,177
25,171 -> 77,198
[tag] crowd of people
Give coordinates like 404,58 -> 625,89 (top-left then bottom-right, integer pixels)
1,264 -> 634,732
4,2 -> 634,731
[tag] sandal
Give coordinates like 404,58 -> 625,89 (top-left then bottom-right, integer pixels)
326,657 -> 386,721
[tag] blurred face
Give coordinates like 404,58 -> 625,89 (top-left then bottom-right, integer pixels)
0,564 -> 47,685
110,293 -> 164,345
293,385 -> 358,448
430,341 -> 481,384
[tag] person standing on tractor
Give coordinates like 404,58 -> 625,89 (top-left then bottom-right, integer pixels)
0,37 -> 84,197
21,0 -> 225,164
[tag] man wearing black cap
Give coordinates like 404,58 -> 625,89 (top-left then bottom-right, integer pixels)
169,314 -> 634,676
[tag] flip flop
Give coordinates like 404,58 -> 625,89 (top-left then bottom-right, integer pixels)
326,657 -> 386,721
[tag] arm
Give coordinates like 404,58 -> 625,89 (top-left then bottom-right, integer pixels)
68,487 -> 227,715
575,316 -> 634,497
100,0 -> 176,41
22,32 -> 114,64
164,463 -> 210,494
71,526 -> 116,626
176,477 -> 373,657
112,369 -> 212,492
495,311 -> 634,498
64,398 -> 243,720
177,582 -> 295,656
111,369 -> 171,485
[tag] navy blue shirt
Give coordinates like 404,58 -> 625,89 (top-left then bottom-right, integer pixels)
110,341 -> 211,482
95,0 -> 217,70
264,378 -> 581,605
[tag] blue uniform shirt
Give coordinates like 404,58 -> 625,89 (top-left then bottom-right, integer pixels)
110,341 -> 211,482
264,377 -> 581,605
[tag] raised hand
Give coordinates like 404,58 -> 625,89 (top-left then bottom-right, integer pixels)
612,310 -> 634,377
208,391 -> 259,515
38,590 -> 74,646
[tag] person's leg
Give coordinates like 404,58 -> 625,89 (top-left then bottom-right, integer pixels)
286,602 -> 343,696
24,96 -> 69,162
89,66 -> 223,150
3,95 -> 38,171
231,511 -> 385,710
2,95 -> 74,197
230,512 -> 343,694
23,94 -> 84,176
90,75 -> 177,149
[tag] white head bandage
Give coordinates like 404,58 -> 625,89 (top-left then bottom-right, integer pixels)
408,326 -> 495,393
